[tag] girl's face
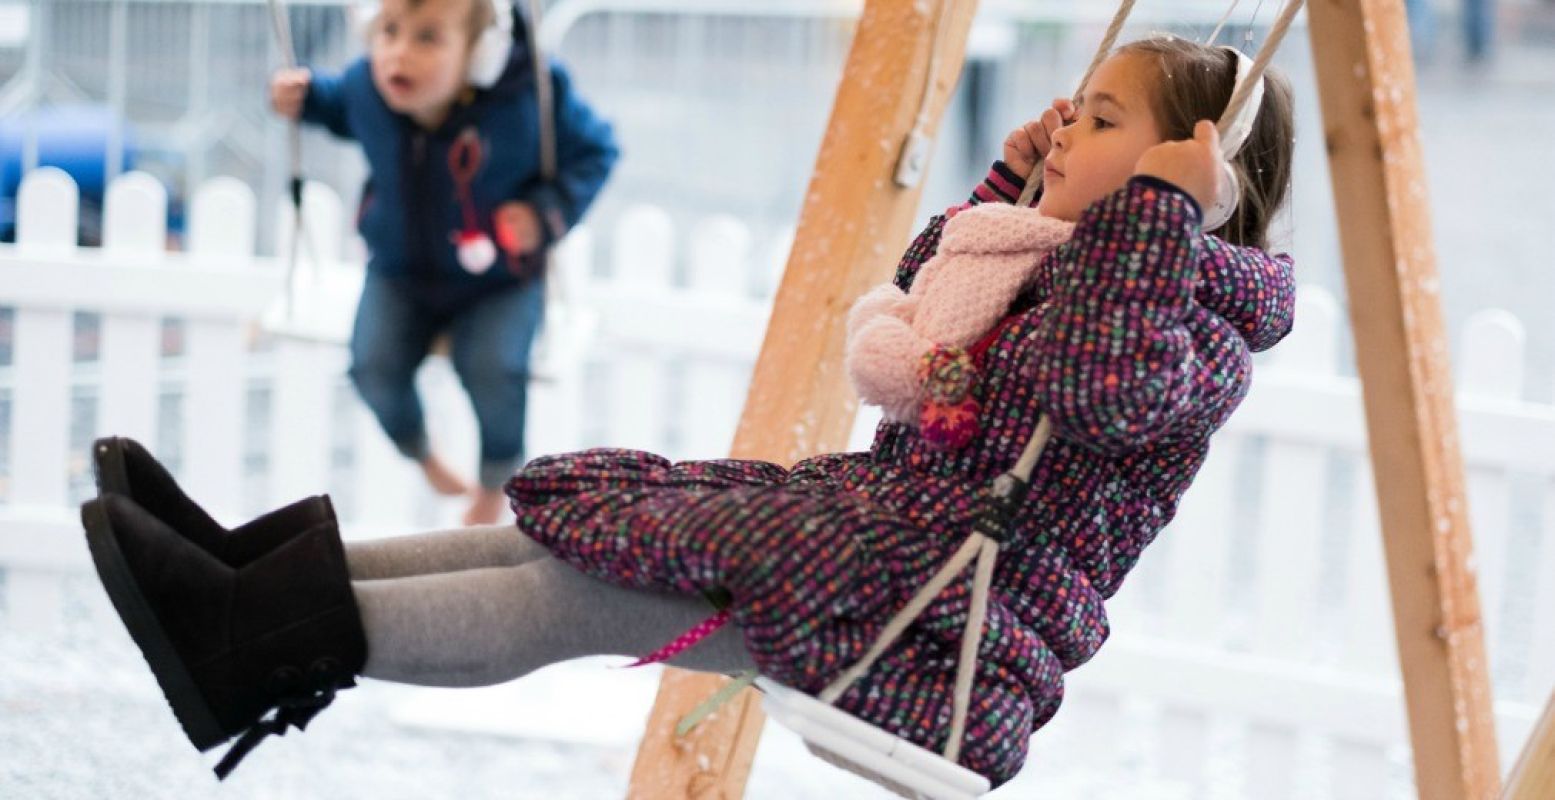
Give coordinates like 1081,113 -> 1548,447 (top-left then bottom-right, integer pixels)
370,0 -> 474,129
1038,54 -> 1166,221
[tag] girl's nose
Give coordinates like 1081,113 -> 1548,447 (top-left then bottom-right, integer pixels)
1051,123 -> 1071,151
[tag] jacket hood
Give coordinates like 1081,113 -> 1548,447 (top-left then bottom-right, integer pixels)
1194,242 -> 1296,353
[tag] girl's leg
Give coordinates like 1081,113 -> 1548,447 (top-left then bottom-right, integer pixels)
354,557 -> 754,687
343,523 -> 553,580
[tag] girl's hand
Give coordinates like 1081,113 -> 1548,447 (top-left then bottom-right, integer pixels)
1002,98 -> 1076,180
270,68 -> 312,120
1134,120 -> 1223,212
494,202 -> 543,255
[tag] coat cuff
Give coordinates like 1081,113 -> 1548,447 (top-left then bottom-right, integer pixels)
1127,175 -> 1203,222
968,161 -> 1038,207
517,183 -> 571,247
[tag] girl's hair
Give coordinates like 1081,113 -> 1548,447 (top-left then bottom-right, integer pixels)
1114,35 -> 1295,250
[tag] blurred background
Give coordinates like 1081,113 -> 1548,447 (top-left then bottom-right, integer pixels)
2,1 -> 1554,798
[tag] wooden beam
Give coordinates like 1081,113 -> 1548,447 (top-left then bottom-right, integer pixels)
1305,1 -> 1500,797
1505,690 -> 1555,799
624,1 -> 980,797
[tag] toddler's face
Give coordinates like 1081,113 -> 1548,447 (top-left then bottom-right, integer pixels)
1038,54 -> 1165,221
370,0 -> 474,127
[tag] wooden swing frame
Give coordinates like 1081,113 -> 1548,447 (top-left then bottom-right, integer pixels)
622,1 -> 1550,797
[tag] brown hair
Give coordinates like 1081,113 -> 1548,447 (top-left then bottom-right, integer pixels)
1114,35 -> 1295,250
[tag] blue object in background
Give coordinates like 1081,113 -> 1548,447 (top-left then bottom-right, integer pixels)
0,105 -> 138,237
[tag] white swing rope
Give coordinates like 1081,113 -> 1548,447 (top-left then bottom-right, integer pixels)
523,0 -> 569,319
818,0 -> 1308,768
266,0 -> 304,322
526,0 -> 557,188
265,0 -> 329,325
1205,0 -> 1244,46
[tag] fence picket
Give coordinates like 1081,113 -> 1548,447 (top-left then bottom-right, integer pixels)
1159,436 -> 1237,644
681,216 -> 754,457
187,177 -> 256,259
97,173 -> 169,444
1528,475 -> 1555,705
1331,738 -> 1391,800
757,225 -> 794,299
613,204 -> 674,286
180,322 -> 246,521
1251,290 -> 1340,660
1245,721 -> 1299,800
1342,462 -> 1398,677
103,172 -> 167,254
604,207 -> 673,453
1458,311 -> 1525,666
16,167 -> 78,251
7,170 -> 79,633
269,342 -> 343,507
1157,706 -> 1210,794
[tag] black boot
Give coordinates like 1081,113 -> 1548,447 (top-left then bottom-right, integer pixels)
92,436 -> 333,566
82,493 -> 367,778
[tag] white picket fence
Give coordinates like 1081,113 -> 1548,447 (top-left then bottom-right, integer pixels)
1,167 -> 1552,798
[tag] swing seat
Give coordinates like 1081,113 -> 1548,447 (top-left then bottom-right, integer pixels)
755,678 -> 990,800
257,259 -> 595,384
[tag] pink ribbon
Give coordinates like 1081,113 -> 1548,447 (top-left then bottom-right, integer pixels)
623,608 -> 733,668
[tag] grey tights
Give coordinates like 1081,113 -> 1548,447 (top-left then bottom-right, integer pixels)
345,525 -> 755,687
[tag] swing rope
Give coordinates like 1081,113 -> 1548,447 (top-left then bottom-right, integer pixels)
266,0 -> 307,322
1218,0 -> 1303,139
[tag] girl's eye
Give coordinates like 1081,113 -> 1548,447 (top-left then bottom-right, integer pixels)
1092,117 -> 1113,130
381,21 -> 398,37
416,28 -> 440,45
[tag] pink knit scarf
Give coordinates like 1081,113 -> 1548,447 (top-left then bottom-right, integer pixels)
845,203 -> 1074,449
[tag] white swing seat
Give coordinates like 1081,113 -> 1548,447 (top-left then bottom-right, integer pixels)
257,258 -> 595,384
755,678 -> 990,800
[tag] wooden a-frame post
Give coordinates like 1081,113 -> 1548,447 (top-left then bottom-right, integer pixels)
624,1 -> 1515,797
1307,1 -> 1501,797
623,1 -> 981,797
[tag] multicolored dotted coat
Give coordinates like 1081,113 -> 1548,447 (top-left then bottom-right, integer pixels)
505,164 -> 1297,786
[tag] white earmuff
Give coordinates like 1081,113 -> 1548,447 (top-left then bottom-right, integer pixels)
466,0 -> 514,89
1202,46 -> 1266,231
353,1 -> 379,41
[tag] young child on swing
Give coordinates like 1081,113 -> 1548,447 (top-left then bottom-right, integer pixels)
269,0 -> 618,524
86,34 -> 1295,787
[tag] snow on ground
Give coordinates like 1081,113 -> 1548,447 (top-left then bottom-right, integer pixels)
1,575 -> 1199,799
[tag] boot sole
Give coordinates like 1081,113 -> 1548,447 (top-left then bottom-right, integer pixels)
81,499 -> 229,751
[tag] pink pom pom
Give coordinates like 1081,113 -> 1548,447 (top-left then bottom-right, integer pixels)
846,316 -> 931,422
457,231 -> 497,274
920,397 -> 980,450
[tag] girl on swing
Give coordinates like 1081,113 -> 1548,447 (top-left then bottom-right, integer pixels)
84,33 -> 1296,787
